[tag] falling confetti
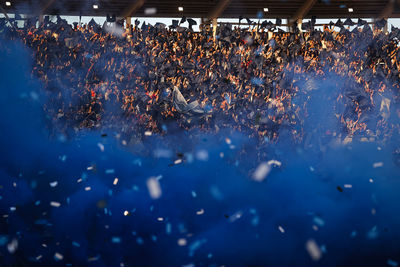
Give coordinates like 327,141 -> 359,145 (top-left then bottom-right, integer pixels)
50,201 -> 61,207
373,162 -> 384,168
305,239 -> 322,261
147,177 -> 162,199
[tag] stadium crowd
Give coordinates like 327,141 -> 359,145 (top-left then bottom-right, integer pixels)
0,16 -> 399,145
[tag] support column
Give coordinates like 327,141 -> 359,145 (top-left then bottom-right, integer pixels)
372,18 -> 377,32
126,17 -> 131,29
383,21 -> 388,33
286,18 -> 292,32
212,18 -> 217,41
297,19 -> 302,32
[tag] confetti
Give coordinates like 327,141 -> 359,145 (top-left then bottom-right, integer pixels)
195,150 -> 209,161
7,238 -> 18,254
97,142 -> 105,152
196,209 -> 204,215
50,201 -> 61,207
252,160 -> 281,182
252,162 -> 271,182
144,7 -> 157,15
177,238 -> 187,246
147,177 -> 162,199
54,252 -> 63,261
373,162 -> 384,168
305,239 -> 322,261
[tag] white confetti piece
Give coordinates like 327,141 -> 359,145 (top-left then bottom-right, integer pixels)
252,162 -> 271,182
113,178 -> 119,185
196,209 -> 204,215
344,184 -> 352,188
373,162 -> 383,168
144,7 -> 157,15
49,181 -> 58,187
278,226 -> 285,233
85,187 -> 91,191
177,238 -> 187,246
157,217 -> 164,221
123,210 -> 129,216
144,131 -> 152,136
97,142 -> 105,152
54,252 -> 63,261
174,159 -> 183,165
7,238 -> 18,254
196,150 -> 209,161
147,177 -> 162,199
50,201 -> 61,207
229,211 -> 243,223
252,160 -> 282,182
305,239 -> 322,261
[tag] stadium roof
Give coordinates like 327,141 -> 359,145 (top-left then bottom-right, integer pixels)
2,0 -> 400,20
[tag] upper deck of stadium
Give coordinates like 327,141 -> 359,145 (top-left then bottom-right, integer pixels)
1,0 -> 400,20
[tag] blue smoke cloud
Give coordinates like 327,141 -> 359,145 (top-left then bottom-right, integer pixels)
0,36 -> 399,267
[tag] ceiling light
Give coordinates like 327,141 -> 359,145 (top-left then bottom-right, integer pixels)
93,4 -> 99,9
348,8 -> 353,13
263,8 -> 269,12
178,6 -> 183,12
5,1 -> 11,6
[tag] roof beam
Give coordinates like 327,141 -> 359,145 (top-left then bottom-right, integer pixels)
122,0 -> 146,18
290,0 -> 317,23
40,0 -> 56,15
207,0 -> 231,19
379,0 -> 395,19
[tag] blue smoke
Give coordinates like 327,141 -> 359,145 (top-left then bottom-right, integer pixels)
0,37 -> 399,267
